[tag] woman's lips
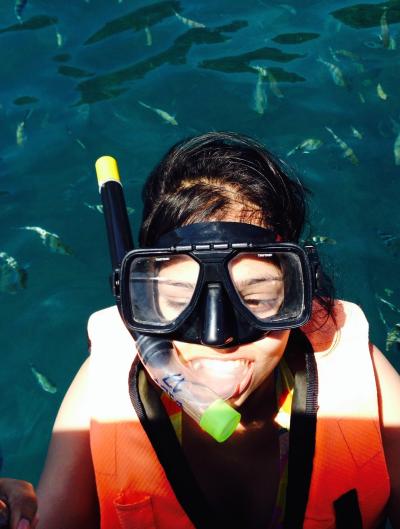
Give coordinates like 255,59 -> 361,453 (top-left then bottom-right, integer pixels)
186,358 -> 254,399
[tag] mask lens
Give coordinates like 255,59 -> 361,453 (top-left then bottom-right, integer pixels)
228,252 -> 304,322
129,254 -> 200,326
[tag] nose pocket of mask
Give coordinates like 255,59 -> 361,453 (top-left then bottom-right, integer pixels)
201,283 -> 235,346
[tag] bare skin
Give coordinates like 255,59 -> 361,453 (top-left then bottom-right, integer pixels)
36,359 -> 99,529
0,479 -> 37,529
370,344 -> 400,527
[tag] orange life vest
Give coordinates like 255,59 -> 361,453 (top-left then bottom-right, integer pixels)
88,300 -> 390,529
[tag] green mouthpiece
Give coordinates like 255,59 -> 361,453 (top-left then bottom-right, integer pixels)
200,399 -> 241,443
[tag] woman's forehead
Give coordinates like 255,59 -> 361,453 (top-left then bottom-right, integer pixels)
192,202 -> 266,228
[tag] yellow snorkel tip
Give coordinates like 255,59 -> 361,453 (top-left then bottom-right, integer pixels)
95,156 -> 121,189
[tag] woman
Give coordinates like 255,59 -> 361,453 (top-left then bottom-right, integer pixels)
37,132 -> 400,529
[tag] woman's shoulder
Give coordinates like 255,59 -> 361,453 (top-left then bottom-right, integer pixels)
88,305 -> 134,348
301,299 -> 369,354
88,305 -> 120,330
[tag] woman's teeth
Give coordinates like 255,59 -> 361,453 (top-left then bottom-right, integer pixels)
189,358 -> 249,376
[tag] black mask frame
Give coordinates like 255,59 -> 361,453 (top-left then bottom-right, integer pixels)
115,222 -> 319,348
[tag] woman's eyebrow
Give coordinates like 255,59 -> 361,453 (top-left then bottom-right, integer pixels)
159,279 -> 196,288
235,276 -> 283,288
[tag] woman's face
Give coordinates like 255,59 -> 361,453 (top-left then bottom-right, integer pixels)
157,254 -> 285,323
174,330 -> 289,408
155,219 -> 290,408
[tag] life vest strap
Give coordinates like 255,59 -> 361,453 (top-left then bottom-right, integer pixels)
128,356 -> 220,529
283,329 -> 318,529
334,489 -> 363,529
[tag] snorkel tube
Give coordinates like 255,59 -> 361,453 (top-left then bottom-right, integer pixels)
95,156 -> 241,442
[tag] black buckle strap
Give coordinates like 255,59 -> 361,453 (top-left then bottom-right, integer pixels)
334,489 -> 363,529
283,329 -> 319,529
128,356 -> 220,529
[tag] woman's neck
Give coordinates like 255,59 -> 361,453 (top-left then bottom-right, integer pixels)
235,371 -> 278,431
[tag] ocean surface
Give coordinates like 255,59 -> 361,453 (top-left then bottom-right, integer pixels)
0,0 -> 399,488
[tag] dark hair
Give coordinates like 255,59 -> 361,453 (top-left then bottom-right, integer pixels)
140,131 -> 334,320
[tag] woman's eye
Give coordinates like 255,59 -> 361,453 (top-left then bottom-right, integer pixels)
245,298 -> 278,307
242,297 -> 281,315
165,298 -> 190,309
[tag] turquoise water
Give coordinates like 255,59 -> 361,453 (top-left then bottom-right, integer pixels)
0,0 -> 399,485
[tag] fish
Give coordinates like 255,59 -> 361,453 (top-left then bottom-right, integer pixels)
0,252 -> 28,293
329,48 -> 364,72
329,47 -> 339,61
377,83 -> 388,100
15,0 -> 28,22
56,29 -> 63,47
331,3 -> 400,29
378,306 -> 388,328
378,231 -> 400,256
0,15 -> 58,33
329,48 -> 360,62
287,138 -> 322,156
278,4 -> 297,15
58,65 -> 93,78
13,96 -> 38,105
386,324 -> 400,352
16,109 -> 31,146
317,57 -> 346,87
145,26 -> 152,46
201,47 -> 305,74
30,365 -> 57,394
266,69 -> 284,98
174,10 -> 205,29
84,202 -> 135,215
253,65 -> 283,98
75,138 -> 86,150
376,295 -> 400,314
16,109 -> 31,145
311,235 -> 336,245
358,92 -> 366,103
16,120 -> 26,146
380,7 -> 390,49
394,131 -> 400,165
85,203 -> 104,213
252,65 -> 267,76
350,126 -> 363,140
325,127 -> 359,165
272,32 -> 319,44
138,100 -> 178,125
84,1 -> 180,45
52,53 -> 71,62
20,226 -> 73,255
253,70 -> 268,115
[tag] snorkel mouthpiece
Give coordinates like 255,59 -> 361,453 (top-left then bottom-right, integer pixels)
136,334 -> 240,442
95,156 -> 241,442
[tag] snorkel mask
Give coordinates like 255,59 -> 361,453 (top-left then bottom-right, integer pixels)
95,156 -> 320,442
